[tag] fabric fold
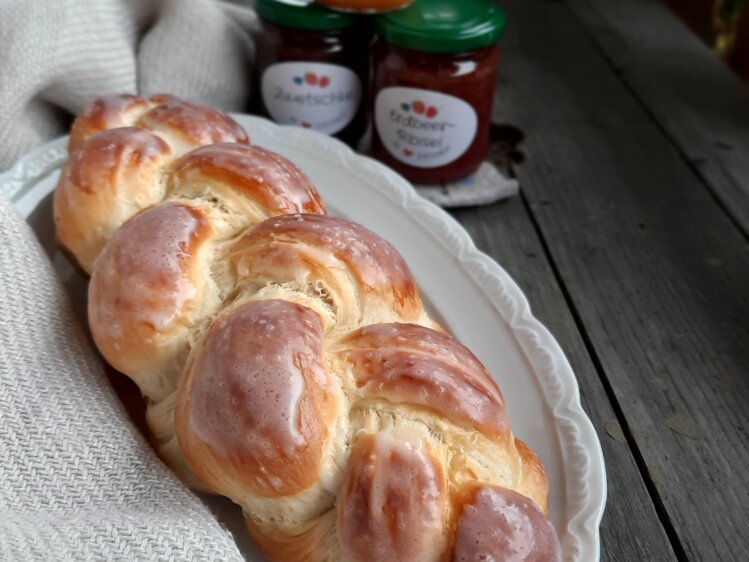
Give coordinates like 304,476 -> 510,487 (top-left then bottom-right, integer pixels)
0,190 -> 245,561
0,0 -> 256,170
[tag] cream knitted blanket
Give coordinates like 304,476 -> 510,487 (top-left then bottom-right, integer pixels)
0,189 -> 246,560
0,0 -> 256,171
0,0 -> 258,558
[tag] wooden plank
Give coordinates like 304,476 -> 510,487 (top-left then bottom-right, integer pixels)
492,0 -> 749,560
568,0 -> 749,235
451,192 -> 678,561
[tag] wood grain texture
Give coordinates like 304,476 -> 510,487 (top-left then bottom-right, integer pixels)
452,193 -> 678,562
492,1 -> 749,560
568,0 -> 749,235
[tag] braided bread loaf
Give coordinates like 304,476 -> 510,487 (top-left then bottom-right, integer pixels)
54,94 -> 561,561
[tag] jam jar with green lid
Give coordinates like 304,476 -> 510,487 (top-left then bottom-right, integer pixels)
371,0 -> 506,184
252,0 -> 371,146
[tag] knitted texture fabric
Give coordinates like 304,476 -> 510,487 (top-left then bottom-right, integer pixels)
0,0 -> 256,171
0,191 -> 245,561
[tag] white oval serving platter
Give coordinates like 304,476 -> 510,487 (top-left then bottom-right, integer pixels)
1,114 -> 606,562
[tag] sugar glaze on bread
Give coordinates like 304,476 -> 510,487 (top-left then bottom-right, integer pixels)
55,94 -> 561,561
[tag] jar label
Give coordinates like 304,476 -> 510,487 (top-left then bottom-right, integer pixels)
375,87 -> 478,168
261,62 -> 362,135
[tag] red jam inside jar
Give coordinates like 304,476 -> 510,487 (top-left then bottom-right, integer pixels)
317,0 -> 415,13
371,0 -> 506,184
253,0 -> 371,147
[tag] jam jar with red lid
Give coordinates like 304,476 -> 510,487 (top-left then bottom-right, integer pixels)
252,0 -> 371,147
371,0 -> 506,184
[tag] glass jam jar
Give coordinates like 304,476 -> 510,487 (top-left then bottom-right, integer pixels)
317,0 -> 413,13
252,0 -> 371,147
371,0 -> 505,184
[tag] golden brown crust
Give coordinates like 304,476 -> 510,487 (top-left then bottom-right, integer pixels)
68,94 -> 154,152
137,94 -> 249,149
55,96 -> 325,275
339,323 -> 509,436
68,94 -> 249,154
515,438 -> 551,514
171,144 -> 325,216
57,92 -> 254,274
451,485 -> 561,562
230,214 -> 422,324
58,93 -> 558,562
54,127 -> 172,273
88,203 -> 219,401
338,430 -> 447,562
176,300 -> 338,499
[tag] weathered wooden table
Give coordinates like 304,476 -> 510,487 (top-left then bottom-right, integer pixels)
454,0 -> 749,560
